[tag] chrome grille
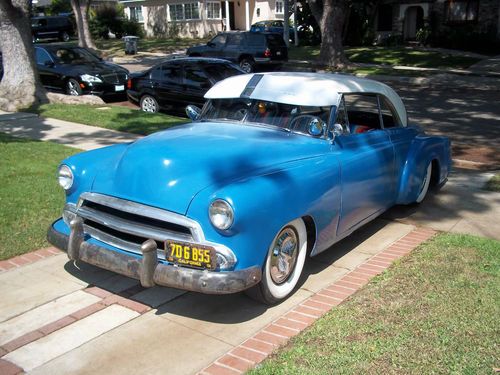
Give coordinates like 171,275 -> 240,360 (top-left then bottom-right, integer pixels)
73,193 -> 200,259
101,72 -> 127,84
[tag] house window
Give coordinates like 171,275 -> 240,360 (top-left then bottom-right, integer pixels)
445,0 -> 478,23
170,4 -> 184,21
185,3 -> 200,20
129,7 -> 143,22
206,1 -> 221,19
275,0 -> 284,14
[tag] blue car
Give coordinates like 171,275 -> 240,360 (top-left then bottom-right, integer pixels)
48,73 -> 451,304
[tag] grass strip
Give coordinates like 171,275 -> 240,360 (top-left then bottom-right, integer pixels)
251,233 -> 500,375
0,133 -> 80,260
33,104 -> 186,135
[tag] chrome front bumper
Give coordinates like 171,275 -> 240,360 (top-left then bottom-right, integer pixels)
47,217 -> 261,294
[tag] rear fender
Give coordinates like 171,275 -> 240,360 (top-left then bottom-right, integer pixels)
396,135 -> 451,204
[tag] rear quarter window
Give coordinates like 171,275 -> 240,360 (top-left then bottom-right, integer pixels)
247,33 -> 265,46
265,34 -> 286,47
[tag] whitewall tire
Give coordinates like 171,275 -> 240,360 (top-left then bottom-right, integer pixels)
416,162 -> 432,203
246,218 -> 307,304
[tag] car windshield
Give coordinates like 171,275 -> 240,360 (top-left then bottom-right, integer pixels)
51,48 -> 100,64
200,98 -> 331,137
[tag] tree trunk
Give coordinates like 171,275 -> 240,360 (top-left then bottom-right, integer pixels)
71,0 -> 96,49
309,0 -> 349,68
0,0 -> 47,111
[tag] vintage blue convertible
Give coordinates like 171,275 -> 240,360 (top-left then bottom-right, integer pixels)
48,73 -> 451,304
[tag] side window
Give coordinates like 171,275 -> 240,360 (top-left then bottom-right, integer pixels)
162,64 -> 182,83
343,94 -> 382,134
184,66 -> 211,88
334,96 -> 349,133
210,34 -> 227,46
150,66 -> 162,80
247,33 -> 265,46
379,96 -> 402,128
226,33 -> 243,46
35,48 -> 52,65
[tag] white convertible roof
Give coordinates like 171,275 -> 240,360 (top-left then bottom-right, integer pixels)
205,72 -> 407,127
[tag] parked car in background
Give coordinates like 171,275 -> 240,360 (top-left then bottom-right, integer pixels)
127,57 -> 245,113
32,16 -> 74,43
250,20 -> 294,42
34,45 -> 129,97
48,72 -> 451,305
186,31 -> 287,73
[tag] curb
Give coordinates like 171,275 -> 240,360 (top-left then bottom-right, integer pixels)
198,227 -> 436,375
0,247 -> 62,273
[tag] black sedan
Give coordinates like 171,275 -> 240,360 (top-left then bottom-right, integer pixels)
127,57 -> 244,113
34,44 -> 129,97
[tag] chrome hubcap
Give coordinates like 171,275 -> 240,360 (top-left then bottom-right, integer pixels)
142,97 -> 157,112
67,81 -> 80,96
240,62 -> 252,73
270,227 -> 298,285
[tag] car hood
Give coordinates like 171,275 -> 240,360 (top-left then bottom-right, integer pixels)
91,122 -> 329,215
58,61 -> 128,76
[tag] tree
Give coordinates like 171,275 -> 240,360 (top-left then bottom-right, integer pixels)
71,0 -> 96,49
308,0 -> 349,67
46,0 -> 72,16
0,0 -> 47,111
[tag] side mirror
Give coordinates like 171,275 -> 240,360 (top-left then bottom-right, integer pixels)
185,105 -> 201,121
207,42 -> 215,47
44,60 -> 54,67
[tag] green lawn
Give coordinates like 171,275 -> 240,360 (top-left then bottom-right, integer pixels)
484,173 -> 500,192
33,104 -> 186,135
251,233 -> 500,374
288,46 -> 481,70
0,133 -> 79,260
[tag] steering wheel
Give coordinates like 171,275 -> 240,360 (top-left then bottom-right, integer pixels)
289,115 -> 325,136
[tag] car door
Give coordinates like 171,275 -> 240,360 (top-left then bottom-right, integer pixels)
182,63 -> 212,107
333,93 -> 397,236
203,34 -> 228,58
224,33 -> 244,63
154,62 -> 184,109
35,47 -> 60,91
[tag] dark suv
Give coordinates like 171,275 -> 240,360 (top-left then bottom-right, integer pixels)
32,16 -> 74,43
186,31 -> 287,73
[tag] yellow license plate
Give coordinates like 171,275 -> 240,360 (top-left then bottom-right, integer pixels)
165,240 -> 216,270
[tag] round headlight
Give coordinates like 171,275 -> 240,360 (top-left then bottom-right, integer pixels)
209,199 -> 234,230
58,164 -> 74,190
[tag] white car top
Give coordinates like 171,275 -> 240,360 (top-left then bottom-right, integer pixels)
205,72 -> 408,127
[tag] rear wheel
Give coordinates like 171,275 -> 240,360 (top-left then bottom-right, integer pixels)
140,95 -> 159,113
246,218 -> 307,304
416,162 -> 432,203
239,58 -> 255,73
66,78 -> 82,96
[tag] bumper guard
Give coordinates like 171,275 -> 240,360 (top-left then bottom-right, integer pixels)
48,217 -> 261,294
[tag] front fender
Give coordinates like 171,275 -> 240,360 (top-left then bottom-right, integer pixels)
186,156 -> 341,270
396,135 -> 451,204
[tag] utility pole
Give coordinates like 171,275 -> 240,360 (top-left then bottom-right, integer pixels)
283,0 -> 290,47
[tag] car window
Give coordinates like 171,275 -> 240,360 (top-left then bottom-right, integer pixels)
379,95 -> 402,128
204,63 -> 243,82
333,96 -> 349,134
247,33 -> 265,46
265,33 -> 286,47
162,64 -> 182,83
272,21 -> 283,27
52,47 -> 100,64
210,34 -> 227,46
226,33 -> 244,46
35,48 -> 52,65
343,94 -> 382,133
184,65 -> 211,88
150,66 -> 162,80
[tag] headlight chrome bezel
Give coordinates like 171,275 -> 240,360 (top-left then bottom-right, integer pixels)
80,74 -> 103,83
209,199 -> 234,231
58,164 -> 74,190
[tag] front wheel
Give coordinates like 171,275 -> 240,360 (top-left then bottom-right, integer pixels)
246,218 -> 307,304
140,95 -> 159,113
66,78 -> 82,96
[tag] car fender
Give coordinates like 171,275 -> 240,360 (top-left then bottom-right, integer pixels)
186,155 -> 341,270
396,135 -> 451,204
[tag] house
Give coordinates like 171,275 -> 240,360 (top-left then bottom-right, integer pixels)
374,0 -> 500,42
120,0 -> 285,38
